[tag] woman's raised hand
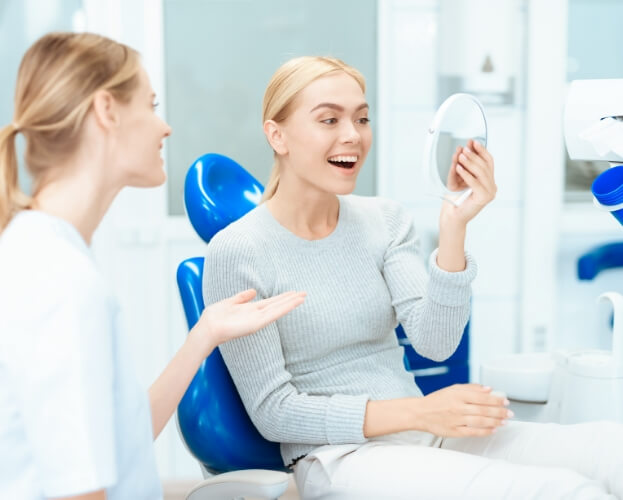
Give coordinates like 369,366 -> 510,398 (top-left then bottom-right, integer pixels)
415,384 -> 512,437
191,289 -> 306,352
441,139 -> 496,226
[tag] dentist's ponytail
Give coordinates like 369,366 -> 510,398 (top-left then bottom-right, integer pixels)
0,124 -> 30,232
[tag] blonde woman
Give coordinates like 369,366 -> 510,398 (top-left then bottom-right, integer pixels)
203,56 -> 623,499
0,33 -> 305,500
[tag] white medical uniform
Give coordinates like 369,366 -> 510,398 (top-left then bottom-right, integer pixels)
0,211 -> 161,499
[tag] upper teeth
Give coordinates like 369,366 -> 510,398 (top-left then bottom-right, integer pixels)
329,155 -> 357,162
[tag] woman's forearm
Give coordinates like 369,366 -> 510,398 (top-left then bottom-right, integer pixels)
436,217 -> 467,272
148,331 -> 215,439
363,398 -> 422,438
363,386 -> 511,439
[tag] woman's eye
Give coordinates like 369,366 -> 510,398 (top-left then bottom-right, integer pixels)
321,118 -> 337,125
357,117 -> 370,125
152,101 -> 160,110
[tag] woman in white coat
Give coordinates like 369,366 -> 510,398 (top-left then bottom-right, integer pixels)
0,32 -> 305,500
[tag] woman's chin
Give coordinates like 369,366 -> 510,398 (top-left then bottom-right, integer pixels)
129,169 -> 167,188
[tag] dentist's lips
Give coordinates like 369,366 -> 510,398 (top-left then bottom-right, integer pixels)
327,154 -> 358,169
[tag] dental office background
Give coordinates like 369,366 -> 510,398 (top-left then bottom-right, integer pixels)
2,0 -> 622,481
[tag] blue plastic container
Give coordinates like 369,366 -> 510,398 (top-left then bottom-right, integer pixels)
592,165 -> 623,225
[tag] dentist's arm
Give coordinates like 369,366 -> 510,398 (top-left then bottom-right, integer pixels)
437,139 -> 496,272
148,289 -> 305,439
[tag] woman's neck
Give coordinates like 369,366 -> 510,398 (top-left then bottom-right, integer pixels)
266,184 -> 340,240
33,159 -> 119,245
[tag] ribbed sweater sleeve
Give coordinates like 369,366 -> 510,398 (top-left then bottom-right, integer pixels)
379,199 -> 476,361
202,230 -> 369,447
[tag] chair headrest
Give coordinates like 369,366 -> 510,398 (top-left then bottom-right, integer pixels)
184,153 -> 264,243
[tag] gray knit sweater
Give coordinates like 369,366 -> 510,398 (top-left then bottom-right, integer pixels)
202,195 -> 476,467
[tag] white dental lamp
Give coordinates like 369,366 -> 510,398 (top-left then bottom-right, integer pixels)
564,79 -> 623,165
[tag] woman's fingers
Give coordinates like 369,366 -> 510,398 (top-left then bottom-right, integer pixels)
455,426 -> 498,437
458,148 -> 495,192
462,415 -> 507,429
456,158 -> 495,203
454,163 -> 480,193
472,139 -> 494,167
463,402 -> 513,419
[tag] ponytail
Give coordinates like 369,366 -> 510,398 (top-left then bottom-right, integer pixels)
0,124 -> 31,232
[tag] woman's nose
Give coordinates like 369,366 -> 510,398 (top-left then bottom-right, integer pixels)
341,121 -> 361,144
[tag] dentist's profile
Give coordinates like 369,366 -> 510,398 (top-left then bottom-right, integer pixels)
203,55 -> 623,499
0,32 -> 305,500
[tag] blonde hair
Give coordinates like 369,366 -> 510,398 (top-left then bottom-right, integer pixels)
0,32 -> 141,232
261,56 -> 366,201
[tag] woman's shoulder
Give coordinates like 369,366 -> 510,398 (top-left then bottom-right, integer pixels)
205,205 -> 270,259
342,195 -> 412,232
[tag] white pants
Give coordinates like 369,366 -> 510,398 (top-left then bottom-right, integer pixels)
293,421 -> 623,499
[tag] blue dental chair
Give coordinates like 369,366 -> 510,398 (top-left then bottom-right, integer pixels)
176,153 -> 470,499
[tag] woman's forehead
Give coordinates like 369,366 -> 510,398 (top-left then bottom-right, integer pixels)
297,73 -> 366,111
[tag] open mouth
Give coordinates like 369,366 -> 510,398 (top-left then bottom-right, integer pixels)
327,155 -> 358,169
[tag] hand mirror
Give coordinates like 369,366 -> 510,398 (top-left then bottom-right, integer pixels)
424,93 -> 488,206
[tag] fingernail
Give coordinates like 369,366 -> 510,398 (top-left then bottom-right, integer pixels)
507,410 -> 515,418
500,420 -> 507,425
459,153 -> 466,160
482,385 -> 491,390
504,399 -> 510,406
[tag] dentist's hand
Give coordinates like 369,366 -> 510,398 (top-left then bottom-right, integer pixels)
441,139 -> 497,227
149,289 -> 305,440
191,289 -> 306,354
416,384 -> 512,437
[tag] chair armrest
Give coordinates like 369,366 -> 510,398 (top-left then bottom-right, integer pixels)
185,469 -> 290,500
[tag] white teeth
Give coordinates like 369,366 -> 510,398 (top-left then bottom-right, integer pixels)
328,155 -> 358,163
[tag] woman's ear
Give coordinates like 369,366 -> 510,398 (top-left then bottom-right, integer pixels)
263,119 -> 288,155
92,89 -> 120,131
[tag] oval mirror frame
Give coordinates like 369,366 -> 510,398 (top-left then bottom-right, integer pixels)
423,93 -> 488,206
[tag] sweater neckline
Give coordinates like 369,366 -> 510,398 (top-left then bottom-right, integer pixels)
257,195 -> 348,246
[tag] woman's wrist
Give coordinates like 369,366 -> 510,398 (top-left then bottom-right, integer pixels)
436,221 -> 467,272
363,397 -> 427,437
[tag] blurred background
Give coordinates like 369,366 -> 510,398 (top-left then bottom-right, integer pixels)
2,0 -> 622,484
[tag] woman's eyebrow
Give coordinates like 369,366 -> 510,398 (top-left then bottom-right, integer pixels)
310,102 -> 369,113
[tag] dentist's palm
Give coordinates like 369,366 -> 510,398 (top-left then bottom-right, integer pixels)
197,289 -> 306,347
